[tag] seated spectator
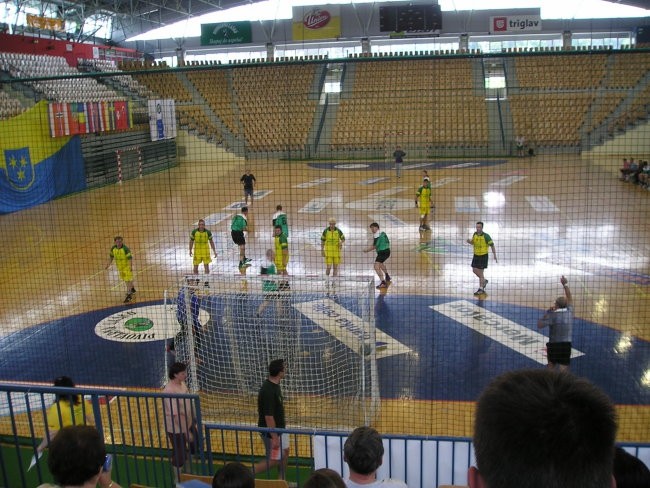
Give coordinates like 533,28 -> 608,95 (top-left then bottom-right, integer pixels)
621,157 -> 638,180
468,369 -> 617,488
212,462 -> 254,488
630,161 -> 648,185
304,469 -> 346,488
343,426 -> 407,488
638,162 -> 650,189
613,447 -> 650,488
37,425 -> 121,488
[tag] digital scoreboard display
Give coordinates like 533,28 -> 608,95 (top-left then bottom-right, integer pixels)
379,4 -> 442,33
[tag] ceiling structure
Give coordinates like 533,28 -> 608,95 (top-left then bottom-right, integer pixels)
12,0 -> 650,44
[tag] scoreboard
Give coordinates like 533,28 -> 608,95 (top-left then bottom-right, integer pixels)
379,4 -> 442,33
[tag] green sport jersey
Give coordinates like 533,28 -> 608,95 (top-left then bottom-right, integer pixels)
231,214 -> 248,231
373,232 -> 390,252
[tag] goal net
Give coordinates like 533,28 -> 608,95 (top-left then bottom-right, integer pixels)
383,130 -> 432,161
170,274 -> 379,430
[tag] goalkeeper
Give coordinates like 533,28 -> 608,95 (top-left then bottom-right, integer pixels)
415,178 -> 434,231
321,218 -> 345,279
257,249 -> 280,317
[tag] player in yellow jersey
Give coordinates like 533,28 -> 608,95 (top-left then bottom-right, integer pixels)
321,218 -> 345,280
106,236 -> 136,303
273,225 -> 289,276
415,178 -> 434,231
466,222 -> 498,296
189,219 -> 218,283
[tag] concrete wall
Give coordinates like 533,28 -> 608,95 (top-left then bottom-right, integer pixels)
177,130 -> 244,165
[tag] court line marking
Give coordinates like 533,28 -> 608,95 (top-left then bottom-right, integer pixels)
293,298 -> 412,359
431,300 -> 584,365
454,196 -> 480,213
526,196 -> 559,212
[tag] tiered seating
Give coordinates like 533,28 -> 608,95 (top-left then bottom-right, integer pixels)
79,58 -> 153,98
608,83 -> 650,134
231,65 -> 317,151
606,52 -> 650,88
131,70 -> 192,102
176,104 -> 223,141
186,69 -> 239,135
331,59 -> 488,149
0,90 -> 25,119
0,52 -> 121,102
510,93 -> 594,145
514,54 -> 607,89
584,92 -> 626,133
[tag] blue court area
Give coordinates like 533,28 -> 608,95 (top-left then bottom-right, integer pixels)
0,293 -> 647,406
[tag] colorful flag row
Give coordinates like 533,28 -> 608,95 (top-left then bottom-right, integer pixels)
48,101 -> 133,138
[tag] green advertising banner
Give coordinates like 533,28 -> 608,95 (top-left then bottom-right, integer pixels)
201,22 -> 252,45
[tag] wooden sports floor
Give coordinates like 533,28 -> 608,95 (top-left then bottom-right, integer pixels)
0,150 -> 648,441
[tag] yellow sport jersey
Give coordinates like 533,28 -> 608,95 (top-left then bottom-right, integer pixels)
110,244 -> 133,281
191,228 -> 213,264
416,185 -> 432,215
274,233 -> 289,270
46,399 -> 93,430
471,232 -> 494,256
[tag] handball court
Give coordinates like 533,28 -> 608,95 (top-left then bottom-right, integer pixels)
0,150 -> 648,441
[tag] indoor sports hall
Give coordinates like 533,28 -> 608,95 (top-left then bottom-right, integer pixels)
0,2 -> 649,487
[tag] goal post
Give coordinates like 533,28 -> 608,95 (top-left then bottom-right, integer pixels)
115,145 -> 143,183
169,274 -> 379,430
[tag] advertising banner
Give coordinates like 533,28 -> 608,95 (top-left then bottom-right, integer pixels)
490,15 -> 542,33
201,22 -> 252,46
293,5 -> 341,41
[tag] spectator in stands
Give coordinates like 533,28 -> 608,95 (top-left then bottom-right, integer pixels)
630,161 -> 648,185
163,362 -> 197,483
515,135 -> 526,157
253,359 -> 290,479
638,161 -> 650,189
621,157 -> 638,181
468,369 -> 617,488
38,425 -> 121,488
304,468 -> 346,488
37,376 -> 94,454
619,158 -> 630,180
212,462 -> 255,488
343,426 -> 407,488
613,447 -> 650,488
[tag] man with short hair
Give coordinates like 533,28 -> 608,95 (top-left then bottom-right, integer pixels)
364,223 -> 391,289
253,359 -> 289,479
39,425 -> 121,488
189,219 -> 218,280
538,275 -> 574,371
466,221 -> 497,296
321,218 -> 345,279
231,207 -> 252,270
415,178 -> 434,231
468,369 -> 617,488
343,426 -> 407,488
393,146 -> 406,178
273,204 -> 289,237
105,236 -> 136,303
273,225 -> 289,276
240,169 -> 256,206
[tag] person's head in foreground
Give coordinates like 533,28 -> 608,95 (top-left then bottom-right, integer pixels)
47,425 -> 108,487
304,468 -> 346,488
344,426 -> 384,476
469,369 -> 617,488
212,462 -> 255,488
